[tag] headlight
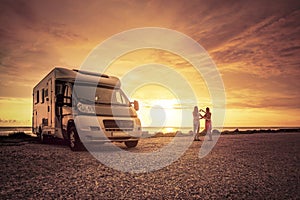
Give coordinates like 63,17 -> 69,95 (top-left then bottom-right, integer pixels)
77,102 -> 95,114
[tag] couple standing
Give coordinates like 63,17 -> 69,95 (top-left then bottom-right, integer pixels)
193,106 -> 212,141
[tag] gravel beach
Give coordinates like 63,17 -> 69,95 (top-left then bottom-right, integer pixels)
1,132 -> 299,199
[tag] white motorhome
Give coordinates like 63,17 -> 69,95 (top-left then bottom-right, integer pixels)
32,67 -> 142,150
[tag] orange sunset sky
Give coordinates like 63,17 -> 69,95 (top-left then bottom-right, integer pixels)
0,0 -> 299,127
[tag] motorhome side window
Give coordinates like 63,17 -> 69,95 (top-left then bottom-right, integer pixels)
35,90 -> 39,104
55,83 -> 63,95
45,89 -> 48,97
41,89 -> 45,103
64,85 -> 72,104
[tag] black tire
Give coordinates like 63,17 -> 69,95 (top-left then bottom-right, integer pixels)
38,127 -> 48,144
68,126 -> 83,151
125,140 -> 138,148
41,134 -> 49,144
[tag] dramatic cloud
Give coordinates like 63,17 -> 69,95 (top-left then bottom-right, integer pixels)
0,0 -> 299,126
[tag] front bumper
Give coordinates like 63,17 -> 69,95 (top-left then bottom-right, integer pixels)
74,115 -> 141,143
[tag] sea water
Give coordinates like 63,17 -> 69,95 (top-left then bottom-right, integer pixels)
141,126 -> 299,134
0,127 -> 33,136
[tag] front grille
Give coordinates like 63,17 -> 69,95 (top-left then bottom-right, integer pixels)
103,120 -> 133,132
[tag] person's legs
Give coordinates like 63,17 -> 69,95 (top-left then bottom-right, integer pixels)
207,124 -> 212,141
193,121 -> 197,139
193,121 -> 197,135
196,125 -> 201,141
207,130 -> 212,140
194,121 -> 200,140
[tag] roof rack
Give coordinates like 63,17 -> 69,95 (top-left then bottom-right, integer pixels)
73,69 -> 109,78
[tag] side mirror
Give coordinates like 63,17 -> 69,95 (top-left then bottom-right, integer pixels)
56,94 -> 64,107
132,100 -> 139,111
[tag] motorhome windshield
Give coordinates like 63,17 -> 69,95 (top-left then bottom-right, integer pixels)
74,84 -> 130,106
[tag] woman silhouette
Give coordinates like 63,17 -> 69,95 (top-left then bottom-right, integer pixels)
192,106 -> 201,141
202,107 -> 212,141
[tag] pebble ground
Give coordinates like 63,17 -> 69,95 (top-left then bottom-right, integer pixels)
1,132 -> 299,199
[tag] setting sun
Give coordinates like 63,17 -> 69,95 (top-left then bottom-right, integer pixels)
129,84 -> 184,127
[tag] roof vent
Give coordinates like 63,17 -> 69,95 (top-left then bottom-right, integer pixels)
73,69 -> 109,78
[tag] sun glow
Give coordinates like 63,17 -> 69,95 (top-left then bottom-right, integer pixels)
163,127 -> 176,133
150,99 -> 179,109
129,84 -> 187,127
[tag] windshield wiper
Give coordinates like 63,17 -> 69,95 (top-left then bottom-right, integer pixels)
95,102 -> 129,106
78,98 -> 94,104
94,102 -> 111,105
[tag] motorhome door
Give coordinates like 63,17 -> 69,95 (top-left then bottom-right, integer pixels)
46,78 -> 52,127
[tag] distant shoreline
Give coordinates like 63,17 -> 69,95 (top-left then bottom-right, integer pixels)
0,126 -> 32,129
146,128 -> 300,138
0,126 -> 299,137
142,126 -> 300,136
219,128 -> 300,135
